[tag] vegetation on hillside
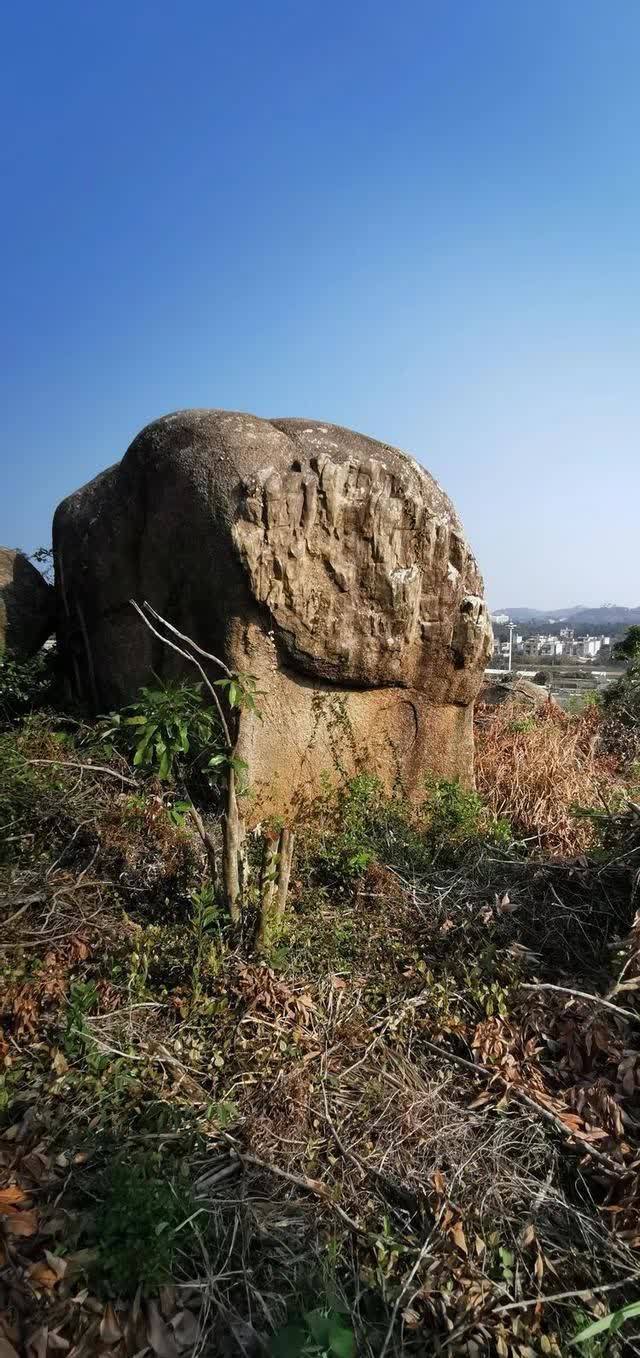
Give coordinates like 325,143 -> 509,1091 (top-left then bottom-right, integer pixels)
1,636 -> 640,1357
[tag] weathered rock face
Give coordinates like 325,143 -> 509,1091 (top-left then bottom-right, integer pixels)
53,411 -> 492,815
0,548 -> 55,659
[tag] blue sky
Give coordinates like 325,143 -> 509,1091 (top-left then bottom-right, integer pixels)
1,0 -> 638,606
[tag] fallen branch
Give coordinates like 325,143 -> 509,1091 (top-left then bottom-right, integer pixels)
495,1271 -> 640,1315
519,981 -> 640,1026
238,1151 -> 365,1236
420,1039 -> 627,1178
27,759 -> 138,787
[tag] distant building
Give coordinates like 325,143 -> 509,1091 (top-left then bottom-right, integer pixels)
491,612 -> 510,624
571,635 -> 608,659
523,634 -> 563,658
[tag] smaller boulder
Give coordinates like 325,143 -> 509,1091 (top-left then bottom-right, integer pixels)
0,549 -> 55,659
481,674 -> 554,711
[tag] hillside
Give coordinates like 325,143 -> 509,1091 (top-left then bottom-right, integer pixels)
2,669 -> 640,1356
498,605 -> 640,626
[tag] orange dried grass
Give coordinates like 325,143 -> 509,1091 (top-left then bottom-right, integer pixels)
475,700 -> 619,858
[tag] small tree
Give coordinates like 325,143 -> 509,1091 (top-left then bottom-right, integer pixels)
613,626 -> 640,665
130,601 -> 294,945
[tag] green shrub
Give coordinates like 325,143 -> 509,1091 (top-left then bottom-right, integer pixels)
299,774 -> 511,891
89,1152 -> 194,1296
422,776 -> 512,852
0,725 -> 70,864
0,648 -> 58,726
100,680 -> 225,782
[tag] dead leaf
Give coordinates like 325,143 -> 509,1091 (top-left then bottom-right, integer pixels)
44,1250 -> 67,1280
51,1049 -> 69,1076
100,1302 -> 123,1345
5,1207 -> 38,1235
450,1220 -> 468,1254
496,892 -> 519,913
146,1300 -> 178,1358
25,1328 -> 48,1358
45,1333 -> 69,1353
28,1260 -> 59,1290
432,1169 -> 447,1196
0,1185 -> 27,1211
519,1222 -> 536,1248
171,1310 -> 200,1351
0,1332 -> 20,1358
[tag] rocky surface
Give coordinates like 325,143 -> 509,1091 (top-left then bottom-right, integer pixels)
481,675 -> 554,710
53,410 -> 493,814
0,548 -> 55,659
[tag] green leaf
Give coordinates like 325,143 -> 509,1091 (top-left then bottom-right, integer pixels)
304,1310 -> 333,1348
572,1301 -> 640,1345
329,1319 -> 355,1358
269,1324 -> 307,1358
124,714 -> 148,726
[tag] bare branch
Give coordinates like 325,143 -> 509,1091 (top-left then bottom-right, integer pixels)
130,600 -> 232,749
519,981 -> 640,1026
143,601 -> 232,678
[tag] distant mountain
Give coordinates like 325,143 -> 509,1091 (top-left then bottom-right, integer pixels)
496,605 -> 640,626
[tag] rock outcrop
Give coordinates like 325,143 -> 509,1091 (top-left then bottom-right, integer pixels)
481,675 -> 554,711
53,411 -> 493,815
0,548 -> 55,659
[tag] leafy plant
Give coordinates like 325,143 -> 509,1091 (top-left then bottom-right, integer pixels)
101,680 -> 225,782
64,980 -> 106,1071
271,1308 -> 355,1357
0,648 -> 58,725
572,1298 -> 640,1347
29,545 -> 54,583
300,773 -> 511,893
423,776 -> 512,852
190,883 -> 223,999
612,626 -> 640,664
89,1153 -> 194,1296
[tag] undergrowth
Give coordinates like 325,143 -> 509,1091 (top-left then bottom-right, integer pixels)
1,696 -> 640,1357
475,699 -> 626,856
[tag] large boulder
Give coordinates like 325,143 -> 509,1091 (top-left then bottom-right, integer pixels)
0,548 -> 55,659
53,411 -> 493,815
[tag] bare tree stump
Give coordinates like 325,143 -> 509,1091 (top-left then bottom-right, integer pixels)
255,827 -> 295,953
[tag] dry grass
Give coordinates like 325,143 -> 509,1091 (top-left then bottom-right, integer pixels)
3,713 -> 640,1356
475,700 -> 621,857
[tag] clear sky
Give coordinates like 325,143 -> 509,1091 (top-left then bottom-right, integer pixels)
1,1 -> 639,607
